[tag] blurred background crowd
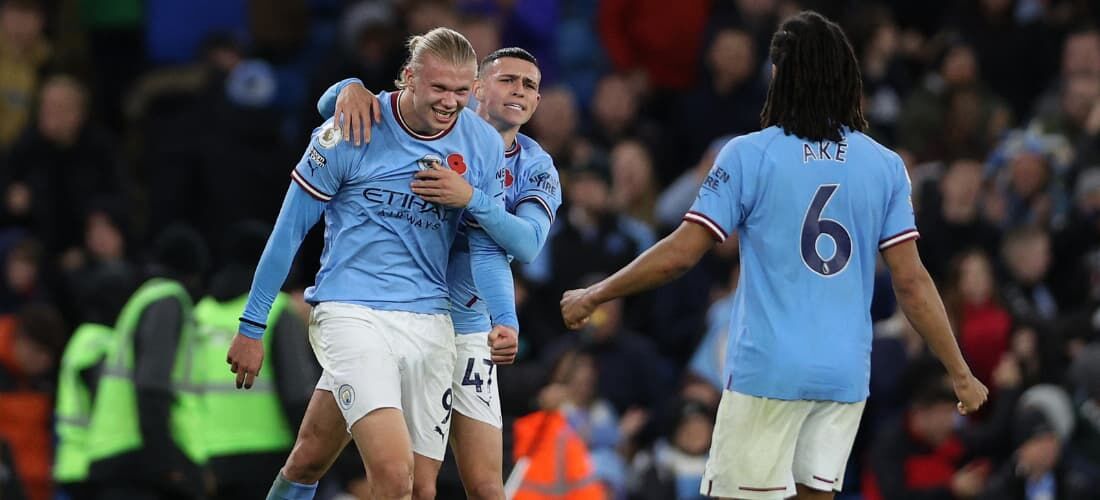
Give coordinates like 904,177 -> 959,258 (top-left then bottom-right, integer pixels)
3,0 -> 1100,499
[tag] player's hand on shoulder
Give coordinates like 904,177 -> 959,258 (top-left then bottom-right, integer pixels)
952,371 -> 989,415
336,82 -> 381,146
560,288 -> 596,330
488,325 -> 519,364
227,333 -> 264,390
411,163 -> 474,207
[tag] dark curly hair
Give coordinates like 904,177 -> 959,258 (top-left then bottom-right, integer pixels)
760,11 -> 868,142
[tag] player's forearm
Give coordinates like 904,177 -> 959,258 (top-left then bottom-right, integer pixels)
893,270 -> 972,379
465,191 -> 551,263
468,228 -> 519,329
588,227 -> 705,304
317,77 -> 363,119
239,185 -> 324,338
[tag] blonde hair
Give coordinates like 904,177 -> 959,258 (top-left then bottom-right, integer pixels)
395,27 -> 478,89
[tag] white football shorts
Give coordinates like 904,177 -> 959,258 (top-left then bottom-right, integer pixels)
701,390 -> 865,499
310,301 -> 458,461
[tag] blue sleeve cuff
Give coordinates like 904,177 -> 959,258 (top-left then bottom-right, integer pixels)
238,319 -> 265,339
466,188 -> 491,213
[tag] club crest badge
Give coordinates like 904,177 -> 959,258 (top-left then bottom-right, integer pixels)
418,154 -> 443,170
338,384 -> 355,409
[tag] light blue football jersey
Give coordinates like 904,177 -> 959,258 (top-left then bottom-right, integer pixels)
685,126 -> 918,403
448,133 -> 562,334
291,91 -> 508,314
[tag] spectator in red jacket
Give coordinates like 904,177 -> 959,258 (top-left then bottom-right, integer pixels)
597,0 -> 710,93
0,304 -> 67,500
943,249 -> 1013,387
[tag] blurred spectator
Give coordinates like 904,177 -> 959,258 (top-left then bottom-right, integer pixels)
0,237 -> 49,313
916,158 -> 1001,280
705,0 -> 782,72
1033,27 -> 1100,120
944,250 -> 1013,387
57,199 -> 136,317
980,385 -> 1080,500
528,85 -> 585,168
540,349 -> 630,497
0,0 -> 49,150
512,399 -> 607,499
628,400 -> 713,500
587,75 -> 666,174
3,75 -> 122,258
897,41 -> 1011,163
609,139 -> 659,228
985,130 -> 1074,231
671,28 -> 767,176
864,356 -> 1022,500
597,0 -> 710,94
1031,72 -> 1100,148
0,304 -> 68,500
306,1 -> 403,118
1001,226 -> 1059,324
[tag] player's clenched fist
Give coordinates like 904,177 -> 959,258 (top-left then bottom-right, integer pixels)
952,372 -> 989,415
560,288 -> 596,330
488,325 -> 518,364
226,333 -> 264,390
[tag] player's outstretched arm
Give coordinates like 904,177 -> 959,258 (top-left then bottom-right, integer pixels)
316,77 -> 380,146
229,184 -> 325,389
881,240 -> 989,414
560,221 -> 714,329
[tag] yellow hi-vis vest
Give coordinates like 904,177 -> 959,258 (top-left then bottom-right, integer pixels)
85,278 -> 206,465
193,292 -> 295,457
53,322 -> 113,482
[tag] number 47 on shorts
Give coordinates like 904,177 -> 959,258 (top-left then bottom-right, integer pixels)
461,357 -> 493,393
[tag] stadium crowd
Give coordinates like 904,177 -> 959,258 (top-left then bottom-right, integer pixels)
1,0 -> 1100,499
